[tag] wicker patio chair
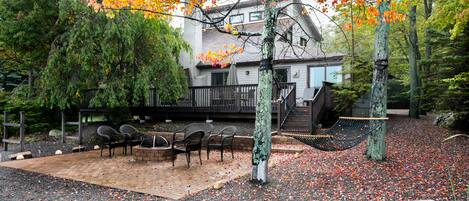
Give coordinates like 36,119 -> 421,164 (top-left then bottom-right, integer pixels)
119,124 -> 146,155
140,135 -> 169,148
97,125 -> 127,158
172,123 -> 214,143
206,126 -> 238,161
171,130 -> 205,168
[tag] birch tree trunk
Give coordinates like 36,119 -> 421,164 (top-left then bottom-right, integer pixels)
366,0 -> 389,161
251,0 -> 276,183
409,5 -> 420,118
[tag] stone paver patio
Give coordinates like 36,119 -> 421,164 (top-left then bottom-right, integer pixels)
0,148 -> 290,200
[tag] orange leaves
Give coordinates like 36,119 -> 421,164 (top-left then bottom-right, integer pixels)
198,44 -> 244,68
368,7 -> 379,17
383,10 -> 406,23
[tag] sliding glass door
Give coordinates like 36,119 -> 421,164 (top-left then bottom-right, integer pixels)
308,66 -> 342,89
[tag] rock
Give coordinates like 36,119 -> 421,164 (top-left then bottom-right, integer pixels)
434,112 -> 469,130
8,151 -> 32,160
94,145 -> 100,150
55,150 -> 63,155
16,154 -> 24,160
213,181 -> 224,190
72,146 -> 85,152
294,152 -> 301,158
49,129 -> 62,138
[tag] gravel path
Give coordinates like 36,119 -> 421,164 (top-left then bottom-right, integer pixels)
185,114 -> 468,200
0,167 -> 164,201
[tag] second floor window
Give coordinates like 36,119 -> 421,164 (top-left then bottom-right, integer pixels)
211,17 -> 224,27
249,11 -> 264,21
229,14 -> 244,24
284,27 -> 293,43
300,37 -> 308,46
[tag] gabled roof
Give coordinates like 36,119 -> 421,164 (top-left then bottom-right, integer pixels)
198,19 -> 343,67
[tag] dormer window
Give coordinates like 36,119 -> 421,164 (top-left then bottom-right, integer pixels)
284,27 -> 293,43
249,11 -> 264,22
300,37 -> 308,46
229,14 -> 244,24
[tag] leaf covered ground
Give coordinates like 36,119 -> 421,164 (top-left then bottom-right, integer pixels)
185,114 -> 468,200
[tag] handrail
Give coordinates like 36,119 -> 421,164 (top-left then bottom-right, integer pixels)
81,83 -> 296,114
277,85 -> 296,133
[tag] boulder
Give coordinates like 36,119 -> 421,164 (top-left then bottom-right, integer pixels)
49,129 -> 62,138
94,145 -> 100,150
55,150 -> 63,155
16,154 -> 24,160
213,181 -> 224,190
434,112 -> 469,130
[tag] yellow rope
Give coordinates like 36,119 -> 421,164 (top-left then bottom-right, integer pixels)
339,116 -> 389,120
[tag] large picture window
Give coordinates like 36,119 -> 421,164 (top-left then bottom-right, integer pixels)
229,14 -> 244,24
308,66 -> 342,89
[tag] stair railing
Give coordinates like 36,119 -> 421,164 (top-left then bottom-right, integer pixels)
308,81 -> 333,132
277,85 -> 296,134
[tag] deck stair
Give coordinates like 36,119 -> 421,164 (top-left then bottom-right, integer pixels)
281,106 -> 311,133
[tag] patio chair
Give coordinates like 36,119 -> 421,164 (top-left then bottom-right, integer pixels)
119,124 -> 145,155
172,123 -> 214,143
206,126 -> 238,161
97,125 -> 127,158
140,135 -> 169,148
171,130 -> 205,168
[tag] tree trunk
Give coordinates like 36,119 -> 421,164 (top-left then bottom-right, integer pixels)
409,5 -> 420,118
366,0 -> 390,161
251,0 -> 276,184
421,0 -> 433,114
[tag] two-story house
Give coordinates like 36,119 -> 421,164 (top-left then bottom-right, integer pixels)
178,0 -> 344,103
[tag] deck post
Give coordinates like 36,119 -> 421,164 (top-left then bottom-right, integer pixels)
19,111 -> 25,152
309,100 -> 313,133
3,111 -> 8,151
277,99 -> 281,135
78,111 -> 82,145
61,111 -> 65,144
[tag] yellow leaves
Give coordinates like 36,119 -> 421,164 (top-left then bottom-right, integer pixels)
75,90 -> 81,97
224,23 -> 232,32
198,44 -> 244,67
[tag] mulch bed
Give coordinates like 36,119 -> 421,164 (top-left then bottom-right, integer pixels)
184,114 -> 468,200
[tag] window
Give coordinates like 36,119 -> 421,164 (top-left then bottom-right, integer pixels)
229,14 -> 244,24
274,68 -> 289,83
283,27 -> 293,43
211,17 -> 224,27
249,11 -> 264,21
211,71 -> 229,86
308,66 -> 342,89
300,37 -> 308,47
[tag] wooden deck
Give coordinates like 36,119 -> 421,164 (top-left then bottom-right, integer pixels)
81,83 -> 296,119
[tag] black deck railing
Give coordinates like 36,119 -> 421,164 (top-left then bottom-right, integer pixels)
82,83 -> 296,115
277,85 -> 296,132
145,82 -> 295,113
